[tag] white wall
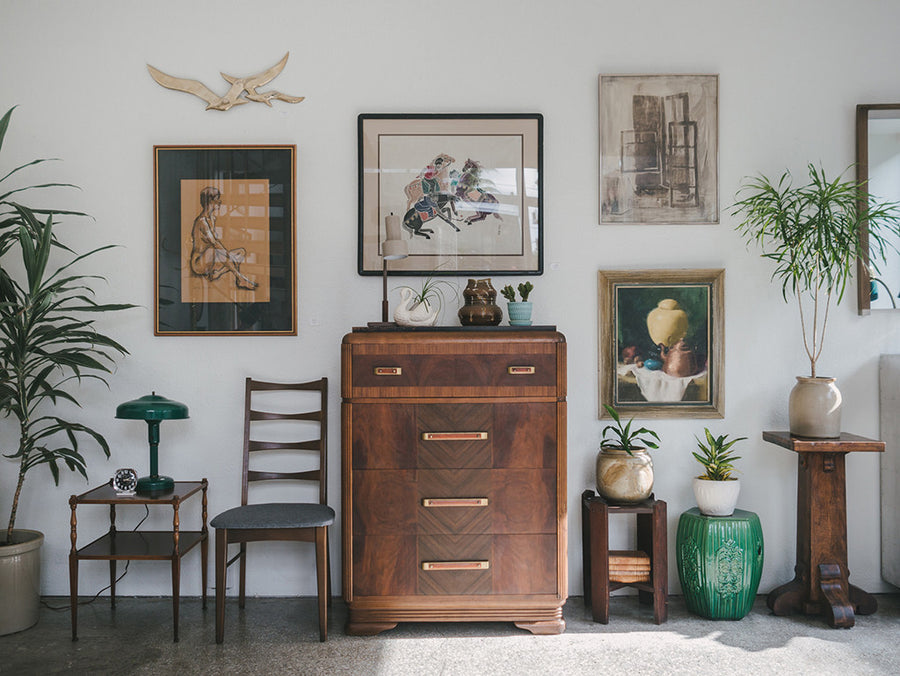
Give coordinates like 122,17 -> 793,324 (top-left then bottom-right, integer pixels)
3,0 -> 900,599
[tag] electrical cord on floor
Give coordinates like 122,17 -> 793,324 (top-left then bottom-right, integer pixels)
42,505 -> 151,611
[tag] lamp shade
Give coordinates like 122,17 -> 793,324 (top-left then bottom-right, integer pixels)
382,238 -> 408,261
116,393 -> 189,421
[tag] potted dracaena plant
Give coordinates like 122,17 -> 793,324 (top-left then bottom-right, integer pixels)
500,281 -> 533,326
0,106 -> 133,635
691,428 -> 746,516
597,404 -> 660,504
731,164 -> 900,437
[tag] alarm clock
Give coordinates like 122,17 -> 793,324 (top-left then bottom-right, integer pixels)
112,468 -> 138,495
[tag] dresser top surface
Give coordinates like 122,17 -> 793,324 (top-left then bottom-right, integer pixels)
344,328 -> 565,346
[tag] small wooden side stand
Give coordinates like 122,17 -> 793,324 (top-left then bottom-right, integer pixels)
762,431 -> 884,628
581,490 -> 667,624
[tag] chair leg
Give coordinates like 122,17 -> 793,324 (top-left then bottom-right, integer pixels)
316,526 -> 328,641
326,529 -> 333,607
238,543 -> 247,609
215,529 -> 227,644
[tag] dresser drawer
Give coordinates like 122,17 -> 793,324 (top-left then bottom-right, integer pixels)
343,333 -> 562,398
353,468 -> 556,536
351,402 -> 558,470
352,533 -> 558,597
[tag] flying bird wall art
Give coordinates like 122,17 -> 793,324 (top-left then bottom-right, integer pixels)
147,53 -> 305,111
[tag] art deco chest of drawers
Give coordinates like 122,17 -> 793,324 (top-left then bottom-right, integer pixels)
341,329 -> 567,635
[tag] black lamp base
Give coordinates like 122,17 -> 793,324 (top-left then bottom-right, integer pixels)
137,474 -> 174,496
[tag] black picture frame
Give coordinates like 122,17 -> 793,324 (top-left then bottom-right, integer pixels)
358,113 -> 543,276
154,145 -> 296,335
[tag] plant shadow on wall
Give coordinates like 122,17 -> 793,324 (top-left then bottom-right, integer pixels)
0,105 -> 134,633
731,164 -> 900,437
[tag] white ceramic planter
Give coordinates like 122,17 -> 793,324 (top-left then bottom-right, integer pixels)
596,447 -> 654,504
692,477 -> 741,516
0,529 -> 43,636
788,376 -> 841,438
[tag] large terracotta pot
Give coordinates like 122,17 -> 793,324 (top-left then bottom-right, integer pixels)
596,447 -> 654,504
0,529 -> 43,636
788,376 -> 841,438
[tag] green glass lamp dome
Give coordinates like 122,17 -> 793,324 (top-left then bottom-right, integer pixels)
116,392 -> 189,495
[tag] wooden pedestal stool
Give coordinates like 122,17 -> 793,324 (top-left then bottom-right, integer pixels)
581,489 -> 668,624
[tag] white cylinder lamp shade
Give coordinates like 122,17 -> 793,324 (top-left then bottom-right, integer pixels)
382,213 -> 408,261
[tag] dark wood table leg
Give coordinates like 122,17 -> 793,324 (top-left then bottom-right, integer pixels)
69,496 -> 78,641
588,497 -> 610,624
109,505 -> 116,608
636,511 -> 651,609
767,575 -> 805,615
850,584 -> 878,615
581,491 -> 592,608
69,552 -> 78,641
819,563 -> 854,628
651,501 -> 667,624
172,504 -> 181,642
201,479 -> 208,611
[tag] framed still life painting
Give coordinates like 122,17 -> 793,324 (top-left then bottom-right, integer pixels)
598,269 -> 724,418
358,113 -> 543,275
599,74 -> 718,224
154,145 -> 296,335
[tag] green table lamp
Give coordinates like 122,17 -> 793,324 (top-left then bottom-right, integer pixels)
116,392 -> 189,495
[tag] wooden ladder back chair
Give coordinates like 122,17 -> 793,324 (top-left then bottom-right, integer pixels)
211,377 -> 333,643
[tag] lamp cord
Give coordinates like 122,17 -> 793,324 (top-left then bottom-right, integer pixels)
41,506 -> 151,611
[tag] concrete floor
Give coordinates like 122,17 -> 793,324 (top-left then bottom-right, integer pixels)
1,595 -> 899,675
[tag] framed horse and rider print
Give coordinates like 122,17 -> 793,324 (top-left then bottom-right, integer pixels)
358,113 -> 543,275
154,145 -> 296,335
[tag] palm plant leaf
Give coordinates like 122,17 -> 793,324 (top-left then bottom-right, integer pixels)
1,106 -> 134,540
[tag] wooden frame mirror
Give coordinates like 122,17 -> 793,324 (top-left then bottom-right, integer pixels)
856,103 -> 900,314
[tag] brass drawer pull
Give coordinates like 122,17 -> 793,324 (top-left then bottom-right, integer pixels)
374,367 -> 402,376
422,498 -> 489,508
508,365 -> 535,375
422,561 -> 490,571
421,432 -> 488,441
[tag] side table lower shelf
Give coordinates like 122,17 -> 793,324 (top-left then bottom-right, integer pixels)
68,479 -> 209,642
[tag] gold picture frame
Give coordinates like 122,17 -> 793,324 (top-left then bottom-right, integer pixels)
599,268 -> 724,418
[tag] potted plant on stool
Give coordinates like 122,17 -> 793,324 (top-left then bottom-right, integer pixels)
731,164 -> 900,437
596,405 -> 660,504
0,106 -> 133,635
691,428 -> 746,516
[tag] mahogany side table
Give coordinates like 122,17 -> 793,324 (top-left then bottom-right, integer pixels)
762,431 -> 883,628
68,479 -> 209,641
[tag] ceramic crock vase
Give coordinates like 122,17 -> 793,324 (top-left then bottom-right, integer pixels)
596,447 -> 654,504
0,529 -> 43,635
788,376 -> 841,438
646,299 -> 689,348
692,477 -> 741,517
458,278 -> 502,326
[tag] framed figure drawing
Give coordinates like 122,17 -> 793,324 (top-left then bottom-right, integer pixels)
154,145 -> 296,335
599,74 -> 718,224
358,113 -> 543,275
599,269 -> 724,418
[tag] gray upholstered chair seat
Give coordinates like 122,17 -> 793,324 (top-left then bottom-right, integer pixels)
211,503 -> 335,530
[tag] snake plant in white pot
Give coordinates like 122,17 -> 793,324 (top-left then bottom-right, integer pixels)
692,429 -> 745,516
0,107 -> 133,634
731,164 -> 900,437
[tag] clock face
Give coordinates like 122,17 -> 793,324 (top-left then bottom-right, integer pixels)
113,468 -> 138,493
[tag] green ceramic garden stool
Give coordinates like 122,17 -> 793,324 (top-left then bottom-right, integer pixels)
676,508 -> 764,620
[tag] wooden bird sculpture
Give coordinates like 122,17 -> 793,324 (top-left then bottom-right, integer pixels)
147,53 -> 305,111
